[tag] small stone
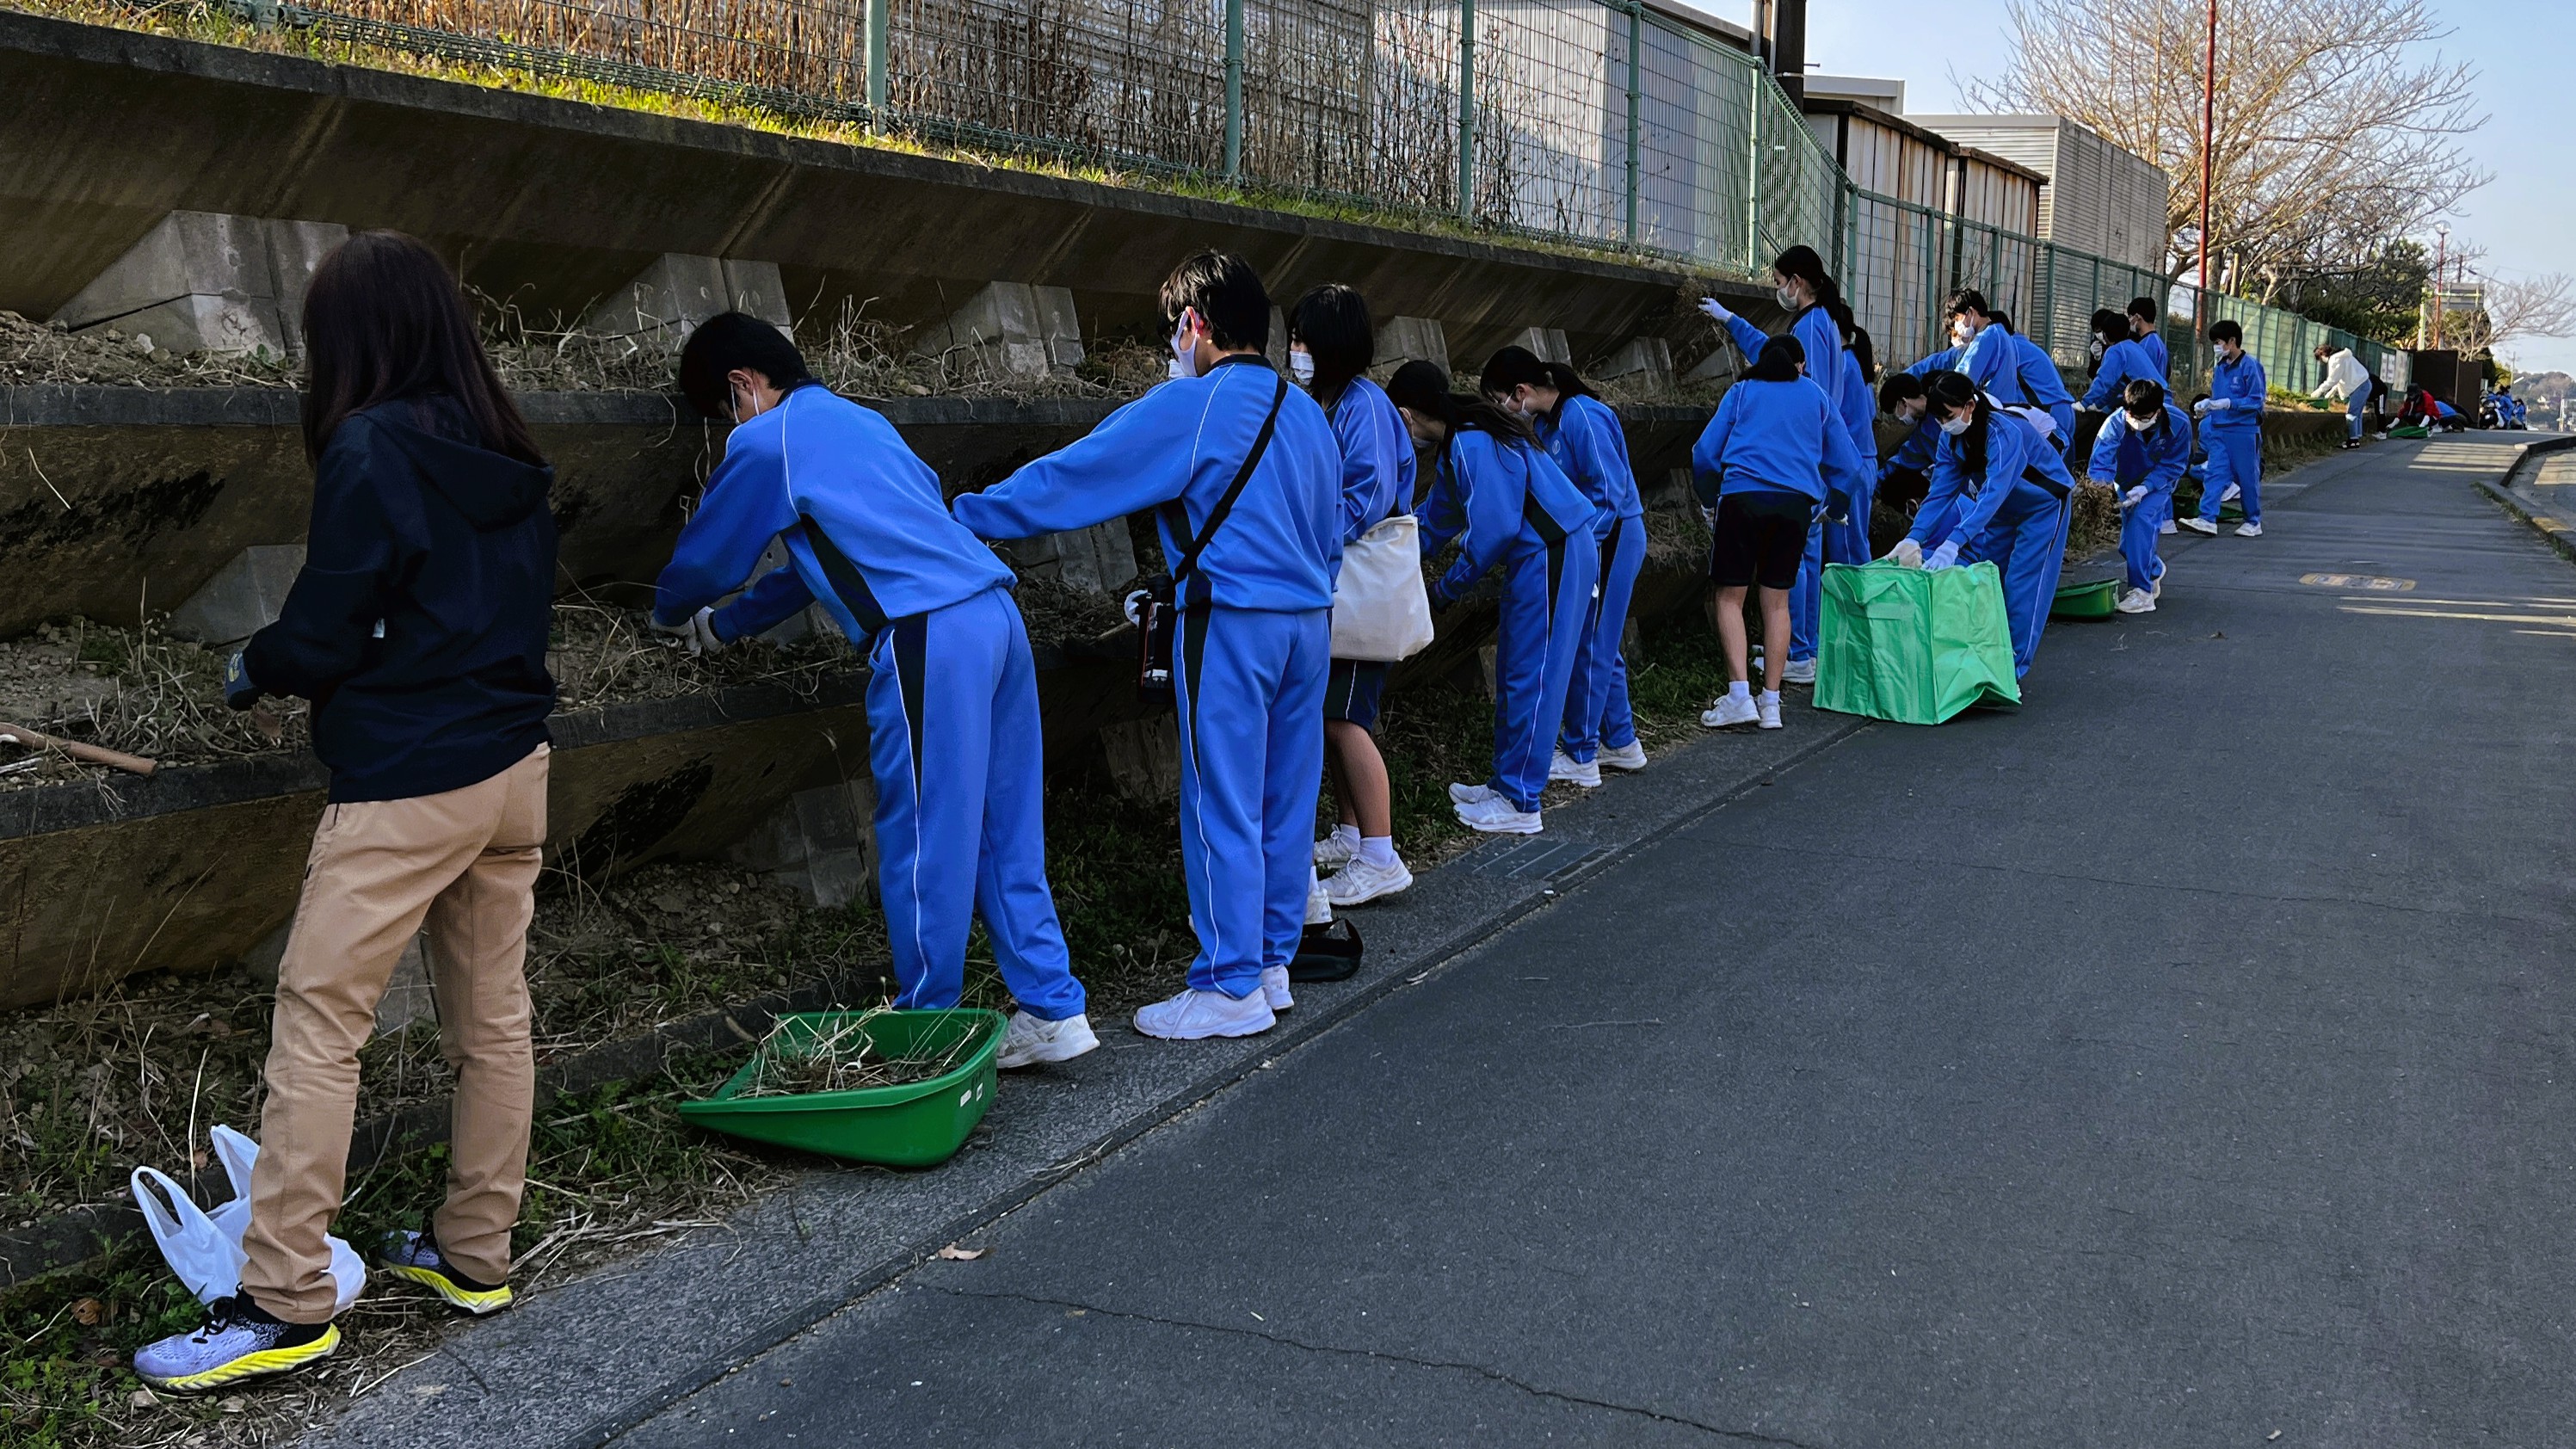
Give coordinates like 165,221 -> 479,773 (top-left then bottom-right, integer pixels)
128,1387 -> 157,1409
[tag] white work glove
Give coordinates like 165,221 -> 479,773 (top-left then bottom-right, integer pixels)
1698,297 -> 1735,324
1698,503 -> 1718,531
2122,485 -> 2148,509
1923,540 -> 1961,572
650,605 -> 724,657
1885,538 -> 1924,569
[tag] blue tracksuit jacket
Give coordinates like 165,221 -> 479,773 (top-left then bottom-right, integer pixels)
1537,392 -> 1646,761
1910,409 -> 2078,677
2089,403 -> 2192,593
1327,376 -> 1416,545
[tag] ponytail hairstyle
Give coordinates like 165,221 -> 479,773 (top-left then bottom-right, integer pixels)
1845,324 -> 1878,383
1774,244 -> 1855,335
1477,345 -> 1596,421
1923,370 -> 1993,483
1987,311 -> 2015,335
1745,334 -> 1807,383
1289,283 -> 1372,410
1386,359 -> 1534,457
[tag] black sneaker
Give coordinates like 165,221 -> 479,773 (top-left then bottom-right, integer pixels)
377,1229 -> 514,1315
132,1295 -> 338,1392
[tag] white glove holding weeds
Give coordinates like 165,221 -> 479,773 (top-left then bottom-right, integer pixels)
650,605 -> 725,657
1884,538 -> 1924,569
1698,297 -> 1734,324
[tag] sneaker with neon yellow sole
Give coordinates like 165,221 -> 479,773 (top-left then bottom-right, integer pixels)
377,1230 -> 514,1315
133,1297 -> 338,1393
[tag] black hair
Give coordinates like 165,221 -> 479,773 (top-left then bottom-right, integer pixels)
1773,245 -> 1856,335
2086,308 -> 2128,373
1745,334 -> 1807,383
1289,284 -> 1373,410
299,230 -> 543,466
1989,311 -> 2017,334
1846,324 -> 1878,383
1477,345 -> 1594,418
679,311 -> 816,421
2126,296 -> 2158,324
1160,250 -> 1271,355
1878,372 -> 1926,413
1386,358 -> 1533,447
1924,370 -> 1993,481
2121,379 -> 2168,417
1943,287 -> 1991,321
2209,319 -> 2244,347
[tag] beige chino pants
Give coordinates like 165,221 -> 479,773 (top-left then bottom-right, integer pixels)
239,743 -> 548,1323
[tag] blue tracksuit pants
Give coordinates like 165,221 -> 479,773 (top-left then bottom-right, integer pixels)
1788,515 -> 1824,663
1491,530 -> 1601,812
2120,491 -> 2168,593
1960,480 -> 2074,678
1561,513 -> 1645,762
868,586 -> 1084,1020
1174,605 -> 1329,998
1823,474 -> 1877,570
2200,424 -> 2261,524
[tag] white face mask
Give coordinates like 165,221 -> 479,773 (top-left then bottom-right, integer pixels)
1288,347 -> 1315,385
1168,310 -> 1201,380
1951,318 -> 1975,344
1938,414 -> 1973,437
2126,412 -> 2158,434
1775,284 -> 1802,310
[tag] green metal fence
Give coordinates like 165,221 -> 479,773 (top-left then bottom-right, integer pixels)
250,0 -> 2400,386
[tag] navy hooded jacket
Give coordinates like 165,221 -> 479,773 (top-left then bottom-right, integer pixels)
243,397 -> 558,803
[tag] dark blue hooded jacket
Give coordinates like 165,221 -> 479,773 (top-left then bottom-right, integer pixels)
243,396 -> 557,803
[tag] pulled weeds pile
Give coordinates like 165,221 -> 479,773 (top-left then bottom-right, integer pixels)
734,1007 -> 982,1099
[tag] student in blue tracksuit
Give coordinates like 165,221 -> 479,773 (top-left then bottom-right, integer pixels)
2127,297 -> 2171,380
1830,327 -> 1884,564
1393,361 -> 1600,835
1900,370 -> 2079,678
1988,311 -> 2079,446
649,315 -> 1097,1068
1697,244 -> 1861,686
1691,336 -> 1865,731
953,253 -> 1341,1043
1480,346 -> 1645,790
2086,379 -> 2192,614
2181,318 -> 2267,538
1292,283 -> 1416,910
1903,309 -> 2073,453
2082,309 -> 2169,414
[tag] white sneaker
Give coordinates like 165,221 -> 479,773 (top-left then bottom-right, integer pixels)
2220,483 -> 2241,503
2158,519 -> 2177,535
1597,741 -> 1648,772
1312,831 -> 1357,872
1447,781 -> 1496,806
2149,569 -> 2165,600
1260,965 -> 1293,1013
2178,515 -> 2218,535
1701,694 -> 1759,729
2115,587 -> 2157,614
1550,749 -> 1602,788
1304,869 -> 1332,926
1325,854 -> 1413,907
996,1010 -> 1100,1069
1131,986 -> 1275,1040
2234,521 -> 2263,538
1455,793 -> 1543,835
1756,693 -> 1783,730
1780,657 -> 1817,685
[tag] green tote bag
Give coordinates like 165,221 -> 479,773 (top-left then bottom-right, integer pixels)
1815,560 -> 2020,724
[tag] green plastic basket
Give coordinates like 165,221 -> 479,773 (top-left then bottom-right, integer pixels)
2051,577 -> 2121,620
677,1008 -> 1003,1168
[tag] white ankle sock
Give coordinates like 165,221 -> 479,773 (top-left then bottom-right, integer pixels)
1330,823 -> 1361,849
1728,680 -> 1752,701
1759,689 -> 1781,706
1359,835 -> 1397,869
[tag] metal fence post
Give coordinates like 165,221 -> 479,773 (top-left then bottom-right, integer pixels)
1624,2 -> 1641,244
1456,0 -> 1476,220
1223,0 -> 1244,182
864,0 -> 888,121
1745,65 -> 1760,271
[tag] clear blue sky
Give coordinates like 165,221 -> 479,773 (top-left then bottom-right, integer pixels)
1688,0 -> 2575,372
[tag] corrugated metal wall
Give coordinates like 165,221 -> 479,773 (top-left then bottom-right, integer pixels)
1911,114 -> 2169,273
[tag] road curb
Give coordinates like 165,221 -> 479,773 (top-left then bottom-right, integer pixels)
2477,435 -> 2576,567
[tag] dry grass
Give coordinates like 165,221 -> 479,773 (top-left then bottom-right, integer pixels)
0,311 -> 297,389
732,1008 -> 983,1099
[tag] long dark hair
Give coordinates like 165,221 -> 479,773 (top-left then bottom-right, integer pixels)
299,231 -> 541,465
1476,345 -> 1595,419
1924,370 -> 1993,482
1774,245 -> 1854,335
1846,324 -> 1878,383
1290,284 -> 1373,410
1746,334 -> 1806,383
1386,359 -> 1533,458
2086,308 -> 2127,374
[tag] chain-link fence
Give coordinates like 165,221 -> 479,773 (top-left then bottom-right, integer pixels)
262,0 -> 2401,385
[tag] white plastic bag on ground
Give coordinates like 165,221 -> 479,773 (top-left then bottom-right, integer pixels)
132,1125 -> 365,1312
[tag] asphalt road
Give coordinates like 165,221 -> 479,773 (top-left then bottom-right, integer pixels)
614,438 -> 2576,1448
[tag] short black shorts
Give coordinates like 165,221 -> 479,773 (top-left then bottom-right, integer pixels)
1322,658 -> 1390,730
1707,490 -> 1813,590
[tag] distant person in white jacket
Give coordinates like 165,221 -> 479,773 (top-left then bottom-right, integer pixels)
2314,343 -> 2373,450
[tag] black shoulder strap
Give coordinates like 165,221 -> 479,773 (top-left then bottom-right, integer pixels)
1166,369 -> 1291,588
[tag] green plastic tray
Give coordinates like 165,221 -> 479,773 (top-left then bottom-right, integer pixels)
2051,577 -> 2120,620
677,1008 -> 1003,1168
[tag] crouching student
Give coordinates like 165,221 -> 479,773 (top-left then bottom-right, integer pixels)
1479,346 -> 1648,789
1292,283 -> 1417,909
2087,379 -> 2191,614
2181,319 -> 2266,538
1876,372 -> 1940,521
650,314 -> 1094,1067
1691,335 -> 1865,730
1392,361 -> 1599,835
954,253 -> 1340,1041
1896,371 -> 2078,679
139,233 -> 554,1390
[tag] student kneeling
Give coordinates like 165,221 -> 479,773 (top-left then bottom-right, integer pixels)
2087,379 -> 2191,614
651,315 -> 1095,1068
